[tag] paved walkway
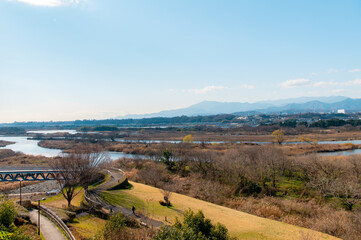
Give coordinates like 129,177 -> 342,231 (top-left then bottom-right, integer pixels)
28,209 -> 67,240
87,169 -> 163,228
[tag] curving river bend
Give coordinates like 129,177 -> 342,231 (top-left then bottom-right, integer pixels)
0,130 -> 147,160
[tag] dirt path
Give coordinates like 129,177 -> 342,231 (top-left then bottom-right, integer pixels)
28,209 -> 67,240
87,169 -> 163,228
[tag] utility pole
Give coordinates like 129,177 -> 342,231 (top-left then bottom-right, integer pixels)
19,180 -> 23,206
37,198 -> 46,236
38,200 -> 40,235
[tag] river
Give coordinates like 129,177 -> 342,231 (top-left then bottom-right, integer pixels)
0,134 -> 147,160
1,130 -> 361,158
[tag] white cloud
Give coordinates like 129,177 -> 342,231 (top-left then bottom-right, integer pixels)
241,84 -> 255,89
280,78 -> 311,88
187,86 -> 228,94
280,79 -> 340,88
350,69 -> 361,73
9,0 -> 84,7
332,89 -> 344,93
344,78 -> 361,85
312,81 -> 338,87
312,81 -> 326,87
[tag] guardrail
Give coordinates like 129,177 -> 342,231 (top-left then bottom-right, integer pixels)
83,190 -> 103,208
39,205 -> 76,240
110,167 -> 127,184
84,168 -> 127,209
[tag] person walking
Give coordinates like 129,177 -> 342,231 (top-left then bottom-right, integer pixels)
132,206 -> 136,215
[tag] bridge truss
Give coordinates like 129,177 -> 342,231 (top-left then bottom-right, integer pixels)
0,170 -> 61,182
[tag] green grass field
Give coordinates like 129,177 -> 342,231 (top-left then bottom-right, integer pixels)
100,181 -> 339,240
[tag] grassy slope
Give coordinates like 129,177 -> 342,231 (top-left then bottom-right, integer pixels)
101,181 -> 339,240
69,215 -> 106,239
43,188 -> 84,208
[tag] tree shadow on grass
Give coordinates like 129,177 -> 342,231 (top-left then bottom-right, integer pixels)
108,179 -> 133,191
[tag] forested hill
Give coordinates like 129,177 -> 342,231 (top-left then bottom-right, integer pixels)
0,114 -> 238,128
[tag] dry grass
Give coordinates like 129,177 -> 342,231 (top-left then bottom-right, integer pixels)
42,188 -> 84,209
103,181 -> 339,240
280,143 -> 360,155
0,181 -> 39,192
69,214 -> 106,239
0,149 -> 48,166
17,224 -> 43,240
226,197 -> 361,240
109,127 -> 361,143
0,140 -> 14,147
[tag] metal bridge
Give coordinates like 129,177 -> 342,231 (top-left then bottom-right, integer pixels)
0,169 -> 61,182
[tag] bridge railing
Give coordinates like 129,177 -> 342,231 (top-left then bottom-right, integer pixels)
0,170 -> 62,182
39,205 -> 76,240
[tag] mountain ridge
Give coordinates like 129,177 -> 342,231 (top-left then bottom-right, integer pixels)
119,96 -> 351,119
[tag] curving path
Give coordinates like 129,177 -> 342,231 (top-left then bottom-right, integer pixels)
86,169 -> 163,228
29,209 -> 67,240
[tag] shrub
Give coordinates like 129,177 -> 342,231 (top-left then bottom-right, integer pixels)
97,212 -> 155,240
101,213 -> 137,239
154,209 -> 233,240
159,201 -> 172,207
183,135 -> 194,144
0,198 -> 17,228
238,180 -> 262,196
103,213 -> 128,233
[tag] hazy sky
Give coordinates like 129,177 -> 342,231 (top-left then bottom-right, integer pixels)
1,0 -> 361,122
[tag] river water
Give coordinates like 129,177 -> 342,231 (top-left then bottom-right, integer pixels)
0,133 -> 147,160
1,130 -> 361,158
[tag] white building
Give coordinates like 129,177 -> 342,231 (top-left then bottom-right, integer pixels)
337,109 -> 346,114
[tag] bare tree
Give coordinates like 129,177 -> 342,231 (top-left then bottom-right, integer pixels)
50,156 -> 81,208
335,178 -> 361,211
72,145 -> 111,191
349,155 -> 361,180
259,146 -> 286,188
160,187 -> 172,206
50,145 -> 110,207
137,163 -> 169,188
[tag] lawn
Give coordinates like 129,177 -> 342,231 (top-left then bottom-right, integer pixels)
43,188 -> 84,209
100,181 -> 339,240
68,214 -> 106,239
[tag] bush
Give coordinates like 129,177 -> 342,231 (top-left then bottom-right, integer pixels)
103,213 -> 129,233
159,200 -> 172,207
0,198 -> 17,228
97,212 -> 155,240
154,209 -> 233,240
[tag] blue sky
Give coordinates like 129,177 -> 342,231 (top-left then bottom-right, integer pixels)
1,0 -> 361,122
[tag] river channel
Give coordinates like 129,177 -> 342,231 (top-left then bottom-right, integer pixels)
0,131 -> 147,160
1,130 -> 361,158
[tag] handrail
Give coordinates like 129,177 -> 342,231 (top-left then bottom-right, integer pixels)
84,168 -> 127,209
83,190 -> 103,208
39,205 -> 76,240
110,167 -> 127,184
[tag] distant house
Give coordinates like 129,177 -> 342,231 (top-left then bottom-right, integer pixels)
337,109 -> 346,114
237,116 -> 248,120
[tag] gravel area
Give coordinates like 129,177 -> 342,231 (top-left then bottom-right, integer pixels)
8,180 -> 59,194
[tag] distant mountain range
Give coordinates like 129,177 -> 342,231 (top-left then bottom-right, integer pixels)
119,96 -> 359,119
260,98 -> 361,114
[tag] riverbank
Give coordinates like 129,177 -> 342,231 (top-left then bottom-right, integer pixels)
38,139 -> 361,157
0,140 -> 15,147
280,143 -> 361,155
0,149 -> 49,167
